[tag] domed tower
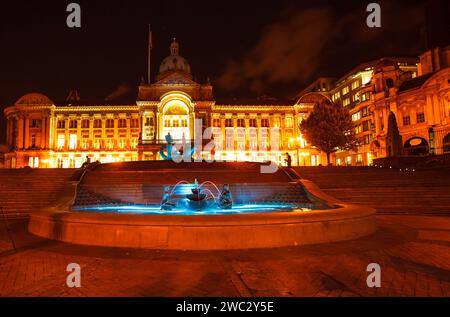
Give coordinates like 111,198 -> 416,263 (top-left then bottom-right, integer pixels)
156,38 -> 192,81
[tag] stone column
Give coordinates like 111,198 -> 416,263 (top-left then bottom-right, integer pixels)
24,117 -> 30,149
41,117 -> 47,149
17,117 -> 24,149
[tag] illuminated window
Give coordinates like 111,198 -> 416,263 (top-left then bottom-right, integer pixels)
181,119 -> 187,127
106,139 -> 114,150
118,119 -> 127,128
346,156 -> 352,165
93,119 -> 102,128
249,128 -> 257,150
28,156 -> 39,168
237,128 -> 245,150
94,138 -> 101,150
416,112 -> 425,123
57,134 -> 65,149
131,138 -> 138,149
343,98 -> 350,106
351,81 -> 360,90
355,125 -> 362,134
69,134 -> 77,149
342,86 -> 349,95
106,119 -> 114,129
352,112 -> 361,121
118,139 -> 126,149
82,138 -> 89,150
285,117 -> 293,128
81,119 -> 89,129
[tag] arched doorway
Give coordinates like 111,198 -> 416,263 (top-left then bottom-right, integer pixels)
443,133 -> 450,153
160,100 -> 191,141
404,137 -> 429,156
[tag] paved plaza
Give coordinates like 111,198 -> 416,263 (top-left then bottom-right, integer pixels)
1,214 -> 449,297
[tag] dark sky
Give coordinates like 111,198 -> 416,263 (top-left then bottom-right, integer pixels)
0,0 -> 444,136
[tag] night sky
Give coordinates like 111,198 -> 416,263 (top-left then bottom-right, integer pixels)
0,0 -> 446,141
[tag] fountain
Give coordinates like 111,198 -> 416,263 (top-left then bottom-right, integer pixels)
162,178 -> 233,211
28,161 -> 377,250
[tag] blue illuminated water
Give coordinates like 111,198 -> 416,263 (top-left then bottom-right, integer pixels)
73,203 -> 311,215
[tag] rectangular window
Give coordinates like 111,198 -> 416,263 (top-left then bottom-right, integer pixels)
131,138 -> 138,149
403,116 -> 411,126
82,138 -> 89,150
81,119 -> 90,129
130,118 -> 139,128
261,118 -> 269,128
285,117 -> 293,128
212,118 -> 221,127
343,98 -> 350,107
352,112 -> 361,121
94,138 -> 101,150
416,112 -> 425,123
118,139 -> 126,149
249,118 -> 257,127
93,119 -> 102,129
225,118 -> 233,127
69,134 -> 77,149
362,120 -> 370,132
342,86 -> 349,95
361,107 -> 368,117
351,81 -> 360,90
57,134 -> 65,149
352,94 -> 359,102
237,118 -> 245,127
57,120 -> 65,129
69,120 -> 77,129
118,119 -> 127,128
30,119 -> 42,128
106,119 -> 115,129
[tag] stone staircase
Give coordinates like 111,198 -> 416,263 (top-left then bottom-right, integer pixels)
76,162 -> 309,206
0,168 -> 77,217
295,167 -> 450,215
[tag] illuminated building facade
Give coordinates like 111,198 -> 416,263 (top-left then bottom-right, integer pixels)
3,38 -> 325,168
298,47 -> 450,165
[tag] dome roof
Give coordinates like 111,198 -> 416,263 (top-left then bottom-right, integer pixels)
158,38 -> 191,75
15,93 -> 53,106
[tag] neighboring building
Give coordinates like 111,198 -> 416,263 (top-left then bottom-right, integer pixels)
297,46 -> 450,165
371,46 -> 450,158
2,38 -> 326,168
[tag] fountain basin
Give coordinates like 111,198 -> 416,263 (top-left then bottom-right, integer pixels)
28,175 -> 377,250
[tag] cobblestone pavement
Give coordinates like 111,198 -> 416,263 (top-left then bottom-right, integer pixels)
0,215 -> 449,297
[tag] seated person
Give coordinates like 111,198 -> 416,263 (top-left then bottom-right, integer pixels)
218,184 -> 233,209
161,186 -> 176,210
